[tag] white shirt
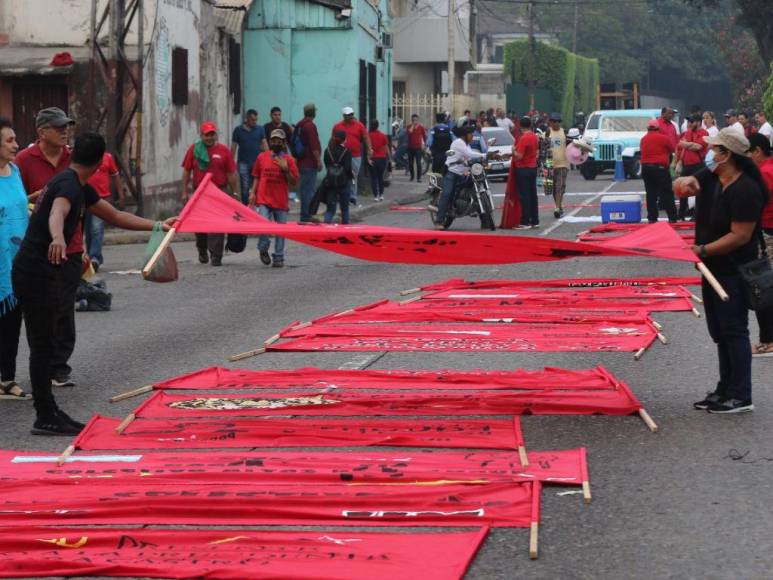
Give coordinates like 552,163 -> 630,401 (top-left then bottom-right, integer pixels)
496,117 -> 514,132
446,137 -> 485,176
705,126 -> 719,138
729,121 -> 745,135
758,121 -> 773,144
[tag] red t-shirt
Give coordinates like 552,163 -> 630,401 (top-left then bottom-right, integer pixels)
678,129 -> 708,167
370,131 -> 389,159
760,157 -> 773,229
251,151 -> 299,211
407,124 -> 426,150
657,118 -> 679,149
15,142 -> 71,196
295,118 -> 322,170
87,152 -> 119,198
182,142 -> 236,188
640,131 -> 674,166
514,131 -> 538,168
333,120 -> 368,157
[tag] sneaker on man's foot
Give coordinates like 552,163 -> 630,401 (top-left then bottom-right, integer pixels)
553,209 -> 561,218
56,409 -> 86,430
51,377 -> 76,388
259,250 -> 271,265
706,398 -> 754,414
31,414 -> 83,436
198,248 -> 209,264
693,391 -> 725,410
272,260 -> 284,268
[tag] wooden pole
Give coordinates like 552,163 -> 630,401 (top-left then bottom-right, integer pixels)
691,306 -> 701,317
651,320 -> 662,330
110,384 -> 153,403
115,412 -> 136,434
518,445 -> 529,467
696,262 -> 729,301
399,296 -> 421,305
264,333 -> 281,346
638,408 -> 658,433
290,321 -> 312,331
142,227 -> 176,277
56,445 -> 75,467
529,522 -> 539,560
689,292 -> 703,304
657,332 -> 668,345
400,288 -> 420,296
633,346 -> 646,361
582,480 -> 592,504
228,347 -> 266,362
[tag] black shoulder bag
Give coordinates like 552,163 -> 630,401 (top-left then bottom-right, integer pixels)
737,231 -> 773,311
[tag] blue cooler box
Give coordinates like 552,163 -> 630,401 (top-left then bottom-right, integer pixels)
600,194 -> 642,224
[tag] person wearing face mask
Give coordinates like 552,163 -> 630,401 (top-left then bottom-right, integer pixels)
248,129 -> 299,268
674,128 -> 767,413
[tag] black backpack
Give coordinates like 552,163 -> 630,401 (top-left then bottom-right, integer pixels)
430,125 -> 453,154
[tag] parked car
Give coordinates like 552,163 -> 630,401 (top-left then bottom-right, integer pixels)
480,126 -> 513,180
580,109 -> 680,180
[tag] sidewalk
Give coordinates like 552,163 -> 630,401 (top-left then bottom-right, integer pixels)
103,174 -> 430,246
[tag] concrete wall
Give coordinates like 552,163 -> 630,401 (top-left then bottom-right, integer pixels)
393,62 -> 436,95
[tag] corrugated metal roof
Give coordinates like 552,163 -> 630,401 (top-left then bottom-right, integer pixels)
212,0 -> 253,37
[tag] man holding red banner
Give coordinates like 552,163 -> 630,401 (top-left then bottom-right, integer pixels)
181,121 -> 239,267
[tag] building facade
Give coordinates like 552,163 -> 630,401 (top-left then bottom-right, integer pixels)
243,0 -> 392,144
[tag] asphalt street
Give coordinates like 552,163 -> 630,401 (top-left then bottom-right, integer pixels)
2,170 -> 771,579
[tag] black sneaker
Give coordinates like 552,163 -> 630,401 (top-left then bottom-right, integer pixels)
210,256 -> 222,267
272,260 -> 284,268
198,248 -> 209,264
56,409 -> 86,430
31,414 -> 83,436
693,391 -> 724,410
51,376 -> 76,388
259,250 -> 271,265
707,399 -> 754,414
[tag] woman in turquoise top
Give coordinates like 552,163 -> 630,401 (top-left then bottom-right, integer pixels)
0,118 -> 30,399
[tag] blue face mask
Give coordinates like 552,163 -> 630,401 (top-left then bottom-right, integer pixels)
705,149 -> 718,172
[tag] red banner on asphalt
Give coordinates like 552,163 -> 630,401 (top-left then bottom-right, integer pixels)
174,178 -> 698,265
269,321 -> 659,353
73,415 -> 525,451
134,387 -> 641,418
0,479 -> 538,528
151,365 -> 621,391
0,527 -> 488,580
0,449 -> 587,487
417,276 -> 702,292
422,285 -> 694,300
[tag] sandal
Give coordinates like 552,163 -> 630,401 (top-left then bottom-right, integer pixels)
753,343 -> 773,356
0,381 -> 32,400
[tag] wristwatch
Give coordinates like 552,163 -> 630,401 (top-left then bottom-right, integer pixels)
699,244 -> 708,259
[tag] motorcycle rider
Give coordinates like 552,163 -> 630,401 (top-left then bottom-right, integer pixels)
427,113 -> 453,174
434,125 -> 500,230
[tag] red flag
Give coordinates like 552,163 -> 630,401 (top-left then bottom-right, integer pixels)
72,415 -> 525,451
0,527 -> 488,580
1,449 -> 587,487
422,285 -> 695,300
174,178 -> 698,265
150,365 -> 621,391
399,295 -> 695,313
416,276 -> 702,292
0,479 -> 537,528
134,387 -> 641,418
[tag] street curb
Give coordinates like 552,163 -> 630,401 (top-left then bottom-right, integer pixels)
103,177 -> 429,246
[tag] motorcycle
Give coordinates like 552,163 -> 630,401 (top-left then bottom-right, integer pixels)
426,158 -> 498,231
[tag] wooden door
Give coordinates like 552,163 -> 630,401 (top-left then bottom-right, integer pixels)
12,76 -> 69,148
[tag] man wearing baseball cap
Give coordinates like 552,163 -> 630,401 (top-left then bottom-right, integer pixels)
724,109 -> 744,135
181,121 -> 239,266
640,118 -> 677,223
332,107 -> 372,206
674,128 -> 767,414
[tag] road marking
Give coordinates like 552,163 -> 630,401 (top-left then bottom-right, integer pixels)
338,352 -> 386,370
540,181 -> 616,237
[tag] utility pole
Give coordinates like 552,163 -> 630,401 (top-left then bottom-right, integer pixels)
527,0 -> 535,111
572,0 -> 579,53
448,0 -> 456,116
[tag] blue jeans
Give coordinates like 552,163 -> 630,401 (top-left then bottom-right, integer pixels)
299,167 -> 318,221
257,205 -> 287,261
238,162 -> 253,205
436,171 -> 463,224
323,190 -> 350,224
702,275 -> 752,401
347,156 -> 362,203
85,212 -> 105,264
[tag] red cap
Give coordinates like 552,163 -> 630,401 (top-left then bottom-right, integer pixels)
647,119 -> 659,130
200,121 -> 217,134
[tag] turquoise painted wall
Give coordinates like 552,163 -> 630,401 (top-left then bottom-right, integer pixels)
244,0 -> 391,143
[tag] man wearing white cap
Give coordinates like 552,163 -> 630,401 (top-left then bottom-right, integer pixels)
332,107 -> 372,206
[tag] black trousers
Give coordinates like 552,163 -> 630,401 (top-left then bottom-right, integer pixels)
641,164 -> 676,222
196,234 -> 225,259
0,306 -> 22,382
678,163 -> 704,219
431,151 -> 447,174
51,256 -> 80,380
516,167 -> 539,226
12,266 -> 59,418
407,148 -> 423,180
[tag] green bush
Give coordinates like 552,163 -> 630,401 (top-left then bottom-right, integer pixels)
504,40 -> 599,122
764,63 -> 773,121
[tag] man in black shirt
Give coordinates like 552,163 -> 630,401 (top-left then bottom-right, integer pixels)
674,128 -> 766,414
13,132 -> 175,435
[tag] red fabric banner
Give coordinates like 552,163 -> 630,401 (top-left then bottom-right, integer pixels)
0,449 -> 587,487
578,231 -> 695,243
0,527 -> 488,580
134,387 -> 641,418
400,295 -> 694,313
174,179 -> 698,265
73,415 -> 525,451
151,365 -> 620,391
586,221 -> 695,233
0,479 -> 538,528
417,276 -> 702,292
270,321 -> 659,353
319,299 -> 652,325
423,285 -> 694,300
